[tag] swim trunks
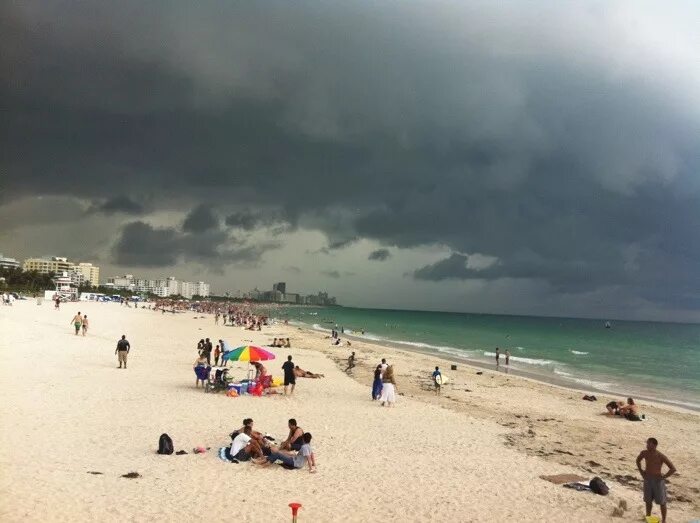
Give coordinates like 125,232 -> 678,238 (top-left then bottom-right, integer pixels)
643,477 -> 667,504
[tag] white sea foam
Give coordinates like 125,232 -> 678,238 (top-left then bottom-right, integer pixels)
483,352 -> 555,366
570,350 -> 589,355
553,368 -> 573,377
515,346 -> 525,351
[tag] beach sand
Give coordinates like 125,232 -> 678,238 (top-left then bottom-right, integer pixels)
0,302 -> 697,522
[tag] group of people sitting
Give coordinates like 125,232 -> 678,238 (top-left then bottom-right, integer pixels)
606,397 -> 643,421
220,418 -> 316,473
270,338 -> 292,348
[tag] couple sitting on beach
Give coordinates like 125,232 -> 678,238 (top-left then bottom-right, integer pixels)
221,418 -> 316,472
606,397 -> 643,421
270,338 -> 291,348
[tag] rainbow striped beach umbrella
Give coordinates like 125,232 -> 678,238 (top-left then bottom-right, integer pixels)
222,345 -> 276,362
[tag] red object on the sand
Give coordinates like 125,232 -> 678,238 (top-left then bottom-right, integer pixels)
289,502 -> 302,522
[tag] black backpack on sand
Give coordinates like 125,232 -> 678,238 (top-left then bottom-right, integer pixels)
589,476 -> 609,495
158,433 -> 174,455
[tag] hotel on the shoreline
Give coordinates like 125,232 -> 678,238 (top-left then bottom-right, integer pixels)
105,274 -> 210,299
21,256 -> 100,287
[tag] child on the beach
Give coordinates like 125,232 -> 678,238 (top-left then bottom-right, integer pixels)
214,344 -> 221,366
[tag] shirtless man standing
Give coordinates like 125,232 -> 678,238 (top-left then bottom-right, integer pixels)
636,437 -> 677,523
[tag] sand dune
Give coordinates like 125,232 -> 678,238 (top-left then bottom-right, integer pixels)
0,302 -> 696,522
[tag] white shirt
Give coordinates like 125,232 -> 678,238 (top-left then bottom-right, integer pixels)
380,363 -> 388,376
230,433 -> 251,456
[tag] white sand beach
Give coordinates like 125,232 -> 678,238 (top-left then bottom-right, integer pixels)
0,302 -> 697,522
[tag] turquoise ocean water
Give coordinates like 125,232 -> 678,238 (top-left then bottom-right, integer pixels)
269,306 -> 700,410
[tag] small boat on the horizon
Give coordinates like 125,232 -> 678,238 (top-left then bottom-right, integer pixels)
604,321 -> 612,329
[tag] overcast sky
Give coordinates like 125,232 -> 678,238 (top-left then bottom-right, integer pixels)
2,1 -> 699,321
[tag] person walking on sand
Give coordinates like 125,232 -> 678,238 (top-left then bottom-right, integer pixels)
115,335 -> 130,369
282,355 -> 296,395
70,312 -> 83,335
636,437 -> 676,523
432,366 -> 442,395
345,351 -> 356,373
54,295 -> 61,310
379,365 -> 397,407
81,315 -> 89,336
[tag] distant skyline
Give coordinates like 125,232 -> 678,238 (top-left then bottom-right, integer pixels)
2,1 -> 699,322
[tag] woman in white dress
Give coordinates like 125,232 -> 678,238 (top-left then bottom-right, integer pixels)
379,365 -> 397,407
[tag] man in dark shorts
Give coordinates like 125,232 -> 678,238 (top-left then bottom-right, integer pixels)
202,338 -> 213,365
636,437 -> 676,523
115,335 -> 130,369
282,355 -> 295,395
344,352 -> 356,373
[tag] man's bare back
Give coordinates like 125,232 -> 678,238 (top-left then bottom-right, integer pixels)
637,449 -> 674,478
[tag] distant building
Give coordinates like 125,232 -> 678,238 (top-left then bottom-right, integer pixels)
106,274 -> 210,299
23,256 -> 73,274
0,254 -> 20,270
73,262 -> 100,287
23,256 -> 100,286
273,282 -> 287,294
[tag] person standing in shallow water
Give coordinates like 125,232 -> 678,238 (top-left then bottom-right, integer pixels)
505,349 -> 510,366
495,347 -> 501,366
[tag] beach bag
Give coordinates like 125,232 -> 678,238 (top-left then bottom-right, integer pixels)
158,433 -> 174,455
589,477 -> 609,495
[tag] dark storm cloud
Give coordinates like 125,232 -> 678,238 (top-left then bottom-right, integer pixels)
322,270 -> 341,279
183,204 -> 219,233
113,221 -> 281,268
3,1 -> 700,314
368,249 -> 391,261
90,195 -> 144,215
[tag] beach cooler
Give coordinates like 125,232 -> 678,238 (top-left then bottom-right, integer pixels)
229,383 -> 245,395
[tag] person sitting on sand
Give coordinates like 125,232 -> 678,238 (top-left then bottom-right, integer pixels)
223,425 -> 264,462
280,419 -> 305,451
255,432 -> 316,473
294,365 -> 324,379
285,338 -> 291,348
271,338 -> 279,347
606,400 -> 625,415
619,397 -> 639,419
230,418 -> 272,450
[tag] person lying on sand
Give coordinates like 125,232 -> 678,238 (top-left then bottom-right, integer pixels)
294,366 -> 324,379
254,432 -> 316,473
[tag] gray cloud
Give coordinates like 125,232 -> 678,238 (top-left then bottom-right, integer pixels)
183,204 -> 218,233
322,270 -> 341,279
368,248 -> 391,261
113,220 -> 282,268
90,195 -> 144,215
3,1 -> 700,317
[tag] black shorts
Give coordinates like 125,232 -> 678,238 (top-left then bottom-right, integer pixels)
284,375 -> 296,386
233,449 -> 251,461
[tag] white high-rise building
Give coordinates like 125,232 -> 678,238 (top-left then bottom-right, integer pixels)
0,254 -> 21,270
